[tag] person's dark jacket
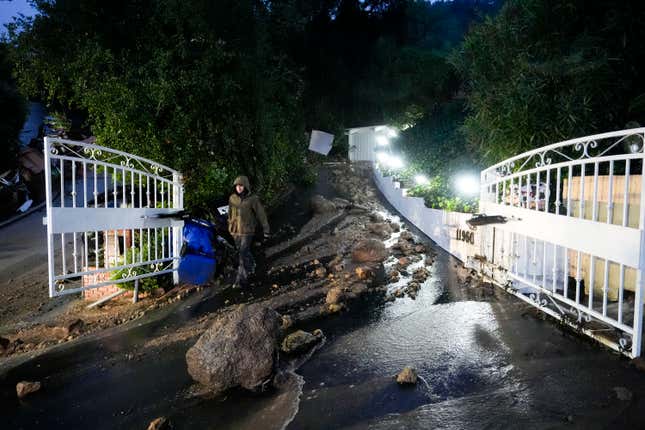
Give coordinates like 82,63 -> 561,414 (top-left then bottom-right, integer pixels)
228,175 -> 270,237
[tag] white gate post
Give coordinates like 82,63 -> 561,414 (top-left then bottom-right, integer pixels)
43,137 -> 56,297
172,172 -> 183,285
632,135 -> 645,357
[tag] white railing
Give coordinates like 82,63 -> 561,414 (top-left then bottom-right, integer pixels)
480,128 -> 645,357
44,137 -> 184,297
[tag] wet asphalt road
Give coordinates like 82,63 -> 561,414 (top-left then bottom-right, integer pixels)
3,165 -> 645,429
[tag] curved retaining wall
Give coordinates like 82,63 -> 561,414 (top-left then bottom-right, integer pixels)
372,167 -> 480,264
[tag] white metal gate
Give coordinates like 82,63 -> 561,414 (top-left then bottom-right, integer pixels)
43,137 -> 184,297
479,128 -> 645,357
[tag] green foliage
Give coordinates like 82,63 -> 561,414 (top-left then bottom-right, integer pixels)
8,0 -> 309,214
405,175 -> 477,214
453,0 -> 645,166
110,245 -> 172,292
0,43 -> 27,172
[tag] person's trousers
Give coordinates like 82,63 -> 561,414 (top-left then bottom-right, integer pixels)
234,234 -> 254,285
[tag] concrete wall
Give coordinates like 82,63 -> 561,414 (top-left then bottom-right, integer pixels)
372,167 -> 480,263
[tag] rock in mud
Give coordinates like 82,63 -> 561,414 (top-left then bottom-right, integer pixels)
396,367 -> 418,385
370,212 -> 385,223
332,197 -> 351,209
389,222 -> 401,232
351,239 -> 388,263
310,195 -> 337,214
326,303 -> 343,314
147,417 -> 170,430
400,231 -> 414,241
281,329 -> 323,354
355,266 -> 374,280
16,381 -> 41,398
185,304 -> 280,395
326,286 -> 344,305
281,314 -> 294,330
367,222 -> 393,239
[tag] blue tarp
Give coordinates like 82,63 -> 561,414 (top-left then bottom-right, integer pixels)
179,218 -> 218,284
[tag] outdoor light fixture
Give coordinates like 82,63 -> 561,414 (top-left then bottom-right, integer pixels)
414,174 -> 429,185
376,135 -> 389,146
386,127 -> 397,138
375,152 -> 404,170
389,156 -> 404,169
455,174 -> 479,196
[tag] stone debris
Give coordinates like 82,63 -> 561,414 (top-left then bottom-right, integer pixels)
16,381 -> 41,399
281,329 -> 323,354
396,367 -> 418,385
147,417 -> 170,430
185,304 -> 280,395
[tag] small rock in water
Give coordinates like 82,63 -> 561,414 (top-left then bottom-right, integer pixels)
16,381 -> 41,398
147,417 -> 170,430
281,330 -> 322,354
396,367 -> 418,385
327,303 -> 343,314
351,239 -> 388,263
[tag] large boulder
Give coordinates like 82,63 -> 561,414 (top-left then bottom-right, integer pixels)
351,239 -> 388,263
186,304 -> 280,395
310,195 -> 337,214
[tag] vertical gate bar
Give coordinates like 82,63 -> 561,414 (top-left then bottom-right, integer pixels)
133,279 -> 139,304
589,256 -> 595,310
567,166 -> 573,216
94,163 -> 99,270
532,238 -> 537,284
139,173 -> 143,208
555,167 -> 562,215
146,176 -> 150,207
524,235 -> 529,277
502,179 -> 506,206
44,137 -> 56,297
618,264 -> 625,324
542,239 -> 547,289
60,159 -> 64,208
603,259 -> 609,316
552,243 -> 557,293
608,160 -> 615,224
623,159 -> 631,227
536,171 -> 541,210
579,163 -> 586,219
631,139 -> 645,357
161,181 -> 165,208
94,164 -> 98,207
113,167 -> 118,208
147,228 -> 151,262
623,159 -> 642,227
122,167 -> 127,208
104,167 -> 108,208
61,232 -> 66,276
154,178 -> 157,209
563,245 -> 569,298
113,230 -> 118,268
545,169 -> 551,213
527,174 -> 532,209
130,170 -> 135,209
518,176 -> 523,208
72,161 -> 78,274
592,162 -> 599,221
575,251 -> 582,303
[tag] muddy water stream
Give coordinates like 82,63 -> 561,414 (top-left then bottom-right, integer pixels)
3,165 -> 645,429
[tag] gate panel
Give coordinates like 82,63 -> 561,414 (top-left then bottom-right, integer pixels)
44,137 -> 184,297
479,128 -> 645,357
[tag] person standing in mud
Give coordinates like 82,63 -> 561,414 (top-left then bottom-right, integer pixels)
228,175 -> 270,288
